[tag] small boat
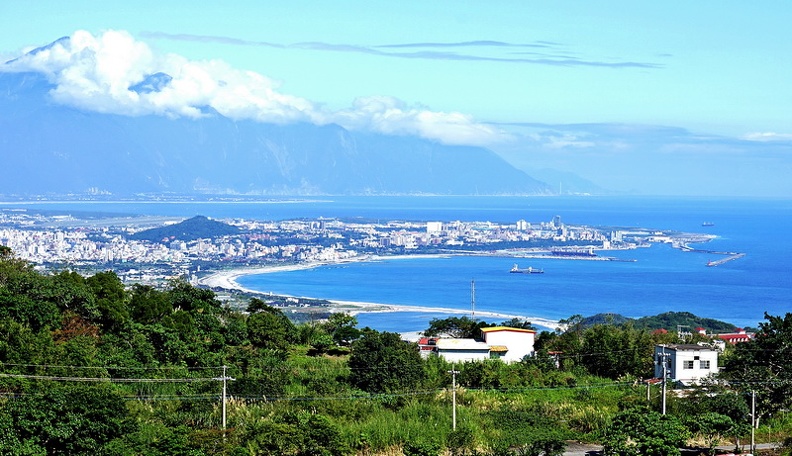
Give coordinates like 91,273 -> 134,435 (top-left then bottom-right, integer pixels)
510,264 -> 544,274
702,222 -> 715,227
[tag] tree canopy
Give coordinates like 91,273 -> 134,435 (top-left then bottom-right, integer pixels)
348,329 -> 425,393
721,312 -> 792,419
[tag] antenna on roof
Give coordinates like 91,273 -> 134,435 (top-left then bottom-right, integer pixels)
471,278 -> 475,320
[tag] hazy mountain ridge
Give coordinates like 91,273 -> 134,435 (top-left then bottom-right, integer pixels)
0,70 -> 551,196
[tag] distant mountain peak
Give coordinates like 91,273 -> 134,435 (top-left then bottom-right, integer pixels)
129,72 -> 173,94
5,36 -> 71,65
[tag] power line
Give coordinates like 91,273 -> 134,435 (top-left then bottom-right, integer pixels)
0,373 -> 215,382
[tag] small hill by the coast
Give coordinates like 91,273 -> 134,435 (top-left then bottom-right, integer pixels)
581,311 -> 741,333
129,215 -> 239,243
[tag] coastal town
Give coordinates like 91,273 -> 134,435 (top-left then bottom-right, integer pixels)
0,207 -> 715,288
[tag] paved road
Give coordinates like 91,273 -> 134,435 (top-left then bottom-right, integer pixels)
562,442 -> 601,455
561,442 -> 778,456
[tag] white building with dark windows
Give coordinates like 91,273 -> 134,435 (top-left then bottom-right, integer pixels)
654,344 -> 719,385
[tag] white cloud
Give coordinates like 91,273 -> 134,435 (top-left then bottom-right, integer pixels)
3,30 -> 505,146
742,132 -> 792,142
332,96 -> 507,146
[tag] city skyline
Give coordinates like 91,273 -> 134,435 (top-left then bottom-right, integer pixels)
2,1 -> 791,196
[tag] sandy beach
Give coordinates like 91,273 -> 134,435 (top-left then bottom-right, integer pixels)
198,255 -> 562,330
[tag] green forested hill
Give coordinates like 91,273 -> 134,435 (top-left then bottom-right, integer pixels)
129,215 -> 239,242
581,311 -> 740,332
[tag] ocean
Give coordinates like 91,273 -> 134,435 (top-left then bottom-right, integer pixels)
4,196 -> 791,332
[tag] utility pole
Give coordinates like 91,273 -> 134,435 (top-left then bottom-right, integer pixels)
448,365 -> 459,430
751,390 -> 756,454
470,279 -> 475,320
214,365 -> 235,432
656,346 -> 670,415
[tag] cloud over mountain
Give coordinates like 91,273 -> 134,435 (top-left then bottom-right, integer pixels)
3,30 -> 505,146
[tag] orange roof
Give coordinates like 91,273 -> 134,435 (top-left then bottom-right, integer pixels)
481,326 -> 536,334
488,345 -> 509,352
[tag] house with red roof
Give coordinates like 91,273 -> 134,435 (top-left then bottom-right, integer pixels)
716,328 -> 753,344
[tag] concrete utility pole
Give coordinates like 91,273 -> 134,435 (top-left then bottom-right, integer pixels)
214,365 -> 235,432
656,346 -> 670,415
470,279 -> 475,320
448,366 -> 459,430
751,390 -> 756,454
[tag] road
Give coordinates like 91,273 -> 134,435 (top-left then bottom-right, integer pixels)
561,442 -> 779,456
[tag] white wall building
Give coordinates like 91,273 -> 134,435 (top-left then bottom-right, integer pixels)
434,338 -> 490,363
480,327 -> 536,363
654,344 -> 719,385
426,221 -> 443,234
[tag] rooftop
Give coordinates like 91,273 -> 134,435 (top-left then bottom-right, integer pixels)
480,326 -> 536,334
435,338 -> 490,351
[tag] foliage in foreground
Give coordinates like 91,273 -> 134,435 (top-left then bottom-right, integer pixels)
1,248 -> 792,454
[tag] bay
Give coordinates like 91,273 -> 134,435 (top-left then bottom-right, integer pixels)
4,196 -> 791,332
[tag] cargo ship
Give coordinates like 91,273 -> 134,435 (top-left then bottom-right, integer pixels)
510,264 -> 544,274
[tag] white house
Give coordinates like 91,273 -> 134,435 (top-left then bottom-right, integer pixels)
654,344 -> 719,385
434,338 -> 491,363
480,326 -> 536,363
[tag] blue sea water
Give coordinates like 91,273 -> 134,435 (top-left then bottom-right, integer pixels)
5,196 -> 792,332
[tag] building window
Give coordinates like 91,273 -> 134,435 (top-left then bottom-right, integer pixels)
683,360 -> 694,369
700,360 -> 711,369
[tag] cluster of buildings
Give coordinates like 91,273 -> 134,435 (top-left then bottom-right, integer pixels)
0,209 -> 654,279
414,321 -> 754,388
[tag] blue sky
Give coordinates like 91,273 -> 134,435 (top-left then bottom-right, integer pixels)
2,1 -> 792,196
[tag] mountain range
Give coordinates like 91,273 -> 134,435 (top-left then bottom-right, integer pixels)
0,69 -> 552,197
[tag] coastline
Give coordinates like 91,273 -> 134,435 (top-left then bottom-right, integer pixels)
197,255 -> 562,330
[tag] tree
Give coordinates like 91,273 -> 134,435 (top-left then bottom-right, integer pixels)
247,305 -> 295,352
1,384 -> 134,454
240,412 -> 348,456
129,284 -> 171,324
49,270 -> 101,320
348,329 -> 425,393
321,312 -> 361,345
603,406 -> 689,456
580,323 -> 654,379
424,316 -> 491,339
721,312 -> 792,421
675,386 -> 751,451
499,317 -> 536,330
691,412 -> 736,455
167,279 -> 221,313
87,270 -> 130,332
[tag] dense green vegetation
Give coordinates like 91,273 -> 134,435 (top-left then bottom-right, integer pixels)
0,247 -> 790,455
580,311 -> 745,333
129,215 -> 239,242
